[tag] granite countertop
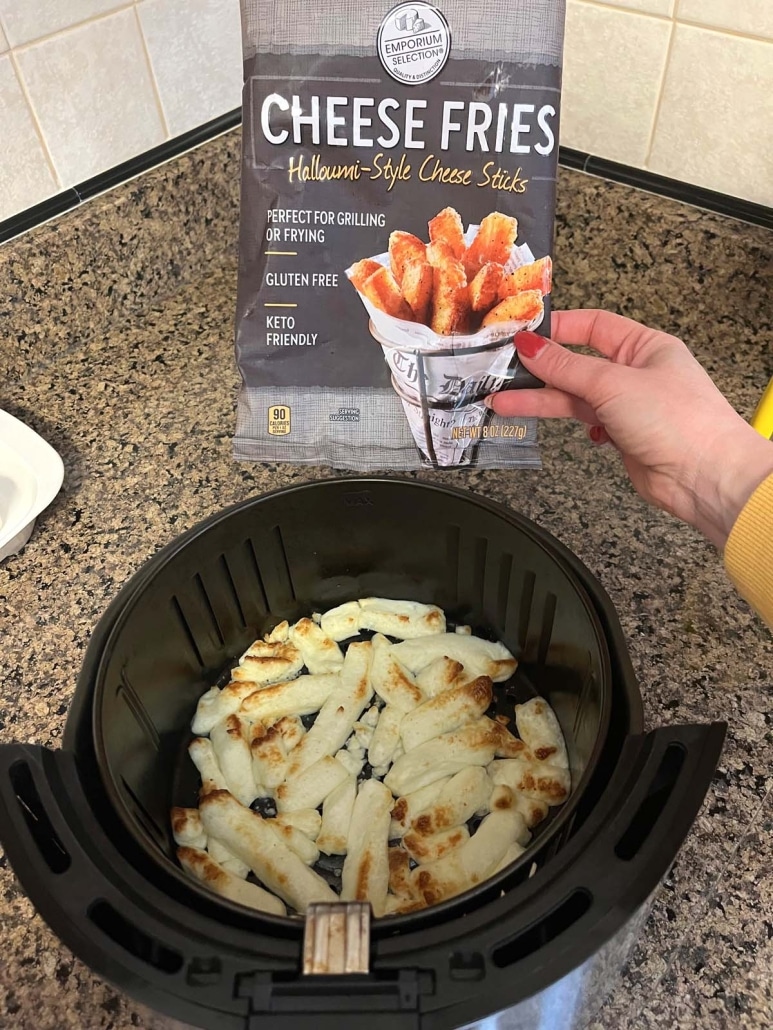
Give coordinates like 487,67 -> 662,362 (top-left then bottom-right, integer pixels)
0,130 -> 770,1030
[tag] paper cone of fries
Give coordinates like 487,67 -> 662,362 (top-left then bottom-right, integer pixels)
347,216 -> 549,467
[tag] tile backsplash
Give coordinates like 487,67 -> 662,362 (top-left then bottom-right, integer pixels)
0,0 -> 771,225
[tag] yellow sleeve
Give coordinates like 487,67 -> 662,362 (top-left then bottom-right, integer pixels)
724,472 -> 773,627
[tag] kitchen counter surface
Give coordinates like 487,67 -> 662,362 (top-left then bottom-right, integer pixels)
0,130 -> 771,1030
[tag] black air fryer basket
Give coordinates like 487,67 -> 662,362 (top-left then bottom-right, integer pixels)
0,478 -> 725,1030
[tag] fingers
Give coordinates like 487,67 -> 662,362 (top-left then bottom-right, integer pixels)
551,309 -> 653,360
513,331 -> 613,405
487,387 -> 598,423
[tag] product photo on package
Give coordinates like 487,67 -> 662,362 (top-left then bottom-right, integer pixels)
234,1 -> 566,470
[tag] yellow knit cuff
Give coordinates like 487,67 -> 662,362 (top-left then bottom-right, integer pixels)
724,472 -> 773,626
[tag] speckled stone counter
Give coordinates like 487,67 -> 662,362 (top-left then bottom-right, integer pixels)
0,129 -> 771,1030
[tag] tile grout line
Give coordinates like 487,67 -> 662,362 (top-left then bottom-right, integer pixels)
575,0 -> 773,46
6,51 -> 62,190
4,3 -> 136,55
133,5 -> 171,140
643,10 -> 677,168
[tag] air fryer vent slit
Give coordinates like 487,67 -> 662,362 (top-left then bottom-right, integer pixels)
9,761 -> 71,875
88,900 -> 183,973
472,537 -> 488,608
445,525 -> 461,606
272,525 -> 297,601
496,553 -> 513,631
537,593 -> 557,666
117,672 -> 161,751
219,554 -> 247,628
120,776 -> 165,846
491,889 -> 592,968
193,572 -> 225,647
170,596 -> 205,668
518,571 -> 536,650
245,538 -> 269,612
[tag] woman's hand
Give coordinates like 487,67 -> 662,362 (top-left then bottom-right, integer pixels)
486,309 -> 773,548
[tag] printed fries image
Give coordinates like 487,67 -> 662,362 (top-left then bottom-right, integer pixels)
347,206 -> 551,338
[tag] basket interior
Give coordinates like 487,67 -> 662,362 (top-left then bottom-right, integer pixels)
94,480 -> 610,914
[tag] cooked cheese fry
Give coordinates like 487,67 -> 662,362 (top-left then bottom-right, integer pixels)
335,747 -> 365,779
415,657 -> 465,698
349,258 -> 384,291
481,290 -> 544,328
177,846 -> 286,916
341,780 -> 392,916
383,894 -> 427,915
207,836 -> 250,879
264,620 -> 289,643
488,786 -> 532,845
488,756 -> 570,805
390,633 -> 516,682
515,697 -> 569,768
188,737 -> 228,794
429,247 -> 470,336
316,777 -> 357,855
274,809 -> 322,840
199,791 -> 336,911
171,807 -> 207,850
370,634 -> 424,711
275,756 -> 349,812
385,718 -> 501,797
266,819 -> 320,865
359,597 -> 446,638
493,841 -> 526,875
239,673 -> 338,723
360,266 -> 413,321
469,262 -> 505,312
410,766 -> 491,836
403,824 -> 469,865
388,847 -> 415,898
401,257 -> 433,324
411,808 -> 526,905
389,777 -> 452,838
490,719 -> 529,758
463,212 -> 518,278
319,600 -> 361,641
234,638 -> 304,684
428,206 -> 466,260
250,722 -> 288,789
400,675 -> 494,751
510,793 -> 549,829
275,714 -> 305,753
191,680 -> 261,736
286,642 -> 373,775
211,714 -> 259,806
388,230 -> 426,284
498,256 -> 552,299
288,618 -> 344,674
368,704 -> 404,768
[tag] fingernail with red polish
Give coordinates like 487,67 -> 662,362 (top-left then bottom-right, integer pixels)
514,330 -> 547,359
483,394 -> 495,409
589,425 -> 603,443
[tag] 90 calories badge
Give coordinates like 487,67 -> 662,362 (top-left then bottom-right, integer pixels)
377,2 -> 451,86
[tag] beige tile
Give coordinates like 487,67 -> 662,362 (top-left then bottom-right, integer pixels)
677,0 -> 773,41
582,0 -> 674,15
648,25 -> 773,206
0,55 -> 59,221
15,10 -> 165,187
0,20 -> 8,53
137,0 -> 242,137
561,1 -> 672,164
0,0 -> 128,48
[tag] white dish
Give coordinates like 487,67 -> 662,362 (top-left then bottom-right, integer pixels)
0,409 -> 64,562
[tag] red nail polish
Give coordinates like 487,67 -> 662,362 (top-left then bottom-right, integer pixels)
589,425 -> 603,443
514,330 -> 547,359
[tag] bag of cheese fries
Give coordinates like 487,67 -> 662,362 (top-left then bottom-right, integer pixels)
234,1 -> 566,470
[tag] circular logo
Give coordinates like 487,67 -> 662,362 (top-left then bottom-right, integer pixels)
377,3 -> 451,86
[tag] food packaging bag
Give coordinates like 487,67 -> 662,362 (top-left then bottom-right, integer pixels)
234,1 -> 566,470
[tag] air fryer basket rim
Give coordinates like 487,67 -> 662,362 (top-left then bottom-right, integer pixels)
81,476 -> 621,930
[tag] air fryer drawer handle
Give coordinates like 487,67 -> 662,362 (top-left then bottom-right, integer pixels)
238,971 -> 425,1029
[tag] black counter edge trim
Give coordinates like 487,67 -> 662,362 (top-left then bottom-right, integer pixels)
0,108 -> 242,245
1,120 -> 771,245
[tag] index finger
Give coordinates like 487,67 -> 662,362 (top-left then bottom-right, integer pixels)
551,309 -> 650,360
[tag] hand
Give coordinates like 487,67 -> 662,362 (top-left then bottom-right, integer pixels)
486,309 -> 773,548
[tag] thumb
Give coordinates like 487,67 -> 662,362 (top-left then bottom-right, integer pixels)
515,330 -> 611,406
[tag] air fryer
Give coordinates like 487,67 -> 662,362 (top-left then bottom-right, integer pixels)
0,478 -> 725,1030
